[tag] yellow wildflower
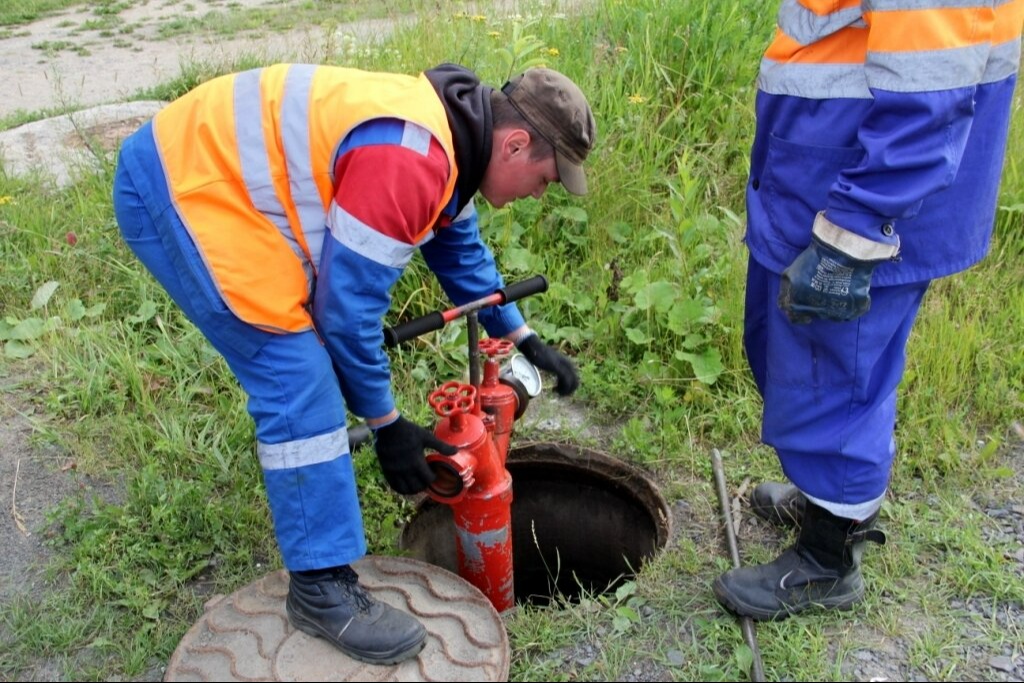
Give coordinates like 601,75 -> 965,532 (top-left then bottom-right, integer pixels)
616,46 -> 628,53
471,14 -> 486,22
488,31 -> 501,38
628,94 -> 647,104
0,195 -> 14,205
545,47 -> 560,57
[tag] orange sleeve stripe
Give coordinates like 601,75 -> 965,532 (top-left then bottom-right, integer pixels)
863,8 -> 993,52
799,0 -> 860,17
765,26 -> 868,63
994,0 -> 1024,42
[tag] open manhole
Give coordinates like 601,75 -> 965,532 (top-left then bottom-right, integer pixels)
399,442 -> 671,606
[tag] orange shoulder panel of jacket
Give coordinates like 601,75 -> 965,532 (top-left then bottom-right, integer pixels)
798,0 -> 860,17
864,7 -> 994,52
153,73 -> 245,195
765,25 -> 868,64
305,68 -> 457,242
995,0 -> 1024,42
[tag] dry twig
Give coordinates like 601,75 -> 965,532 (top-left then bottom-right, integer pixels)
11,458 -> 30,536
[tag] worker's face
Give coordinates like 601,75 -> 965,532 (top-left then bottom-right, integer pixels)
479,129 -> 559,208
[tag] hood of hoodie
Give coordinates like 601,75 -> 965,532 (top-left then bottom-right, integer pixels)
424,63 -> 492,215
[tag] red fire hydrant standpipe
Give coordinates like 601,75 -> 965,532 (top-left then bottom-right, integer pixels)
383,276 -> 550,614
427,372 -> 516,612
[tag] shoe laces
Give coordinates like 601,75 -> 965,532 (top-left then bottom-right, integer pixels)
330,565 -> 374,613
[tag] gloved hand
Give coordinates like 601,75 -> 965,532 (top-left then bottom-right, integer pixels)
372,415 -> 457,495
517,333 -> 580,395
778,212 -> 900,324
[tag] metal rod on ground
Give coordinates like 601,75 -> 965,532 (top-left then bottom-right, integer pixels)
711,448 -> 766,683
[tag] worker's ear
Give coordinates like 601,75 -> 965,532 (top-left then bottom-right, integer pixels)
496,128 -> 531,160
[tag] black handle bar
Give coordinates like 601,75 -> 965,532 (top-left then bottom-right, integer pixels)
383,275 -> 548,347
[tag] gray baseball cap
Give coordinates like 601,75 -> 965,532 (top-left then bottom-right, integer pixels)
501,68 -> 596,195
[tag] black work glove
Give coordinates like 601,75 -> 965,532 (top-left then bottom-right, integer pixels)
778,212 -> 900,324
372,415 -> 457,495
517,333 -> 580,396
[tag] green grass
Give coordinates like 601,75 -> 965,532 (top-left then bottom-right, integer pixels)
0,0 -> 84,27
2,0 -> 1024,680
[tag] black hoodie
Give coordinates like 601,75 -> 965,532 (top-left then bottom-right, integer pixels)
424,63 -> 493,216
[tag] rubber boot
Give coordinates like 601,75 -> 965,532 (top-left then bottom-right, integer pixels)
749,481 -> 806,529
286,565 -> 427,665
713,501 -> 886,621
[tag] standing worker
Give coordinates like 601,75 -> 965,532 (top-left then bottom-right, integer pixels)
714,0 -> 1023,620
113,63 -> 595,663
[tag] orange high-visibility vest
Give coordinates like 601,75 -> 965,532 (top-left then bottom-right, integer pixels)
153,65 -> 458,333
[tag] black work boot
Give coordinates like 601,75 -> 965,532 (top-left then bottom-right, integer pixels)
286,565 -> 426,665
713,501 -> 886,621
749,481 -> 807,529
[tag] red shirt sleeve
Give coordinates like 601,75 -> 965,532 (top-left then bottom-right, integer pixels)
332,137 -> 451,245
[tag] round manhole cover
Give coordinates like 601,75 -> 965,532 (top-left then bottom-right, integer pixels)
165,555 -> 509,681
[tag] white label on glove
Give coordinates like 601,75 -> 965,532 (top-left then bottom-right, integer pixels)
811,257 -> 853,296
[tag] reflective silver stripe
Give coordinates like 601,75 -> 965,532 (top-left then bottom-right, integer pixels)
759,59 -> 872,98
453,198 -> 476,223
983,39 -> 1022,83
867,44 -> 990,91
778,1 -> 864,47
814,212 -> 900,261
805,489 -> 885,520
280,65 -> 327,274
257,427 -> 350,470
400,121 -> 432,156
761,40 -> 1013,97
234,67 -> 315,287
866,0 -> 998,10
327,203 -> 418,268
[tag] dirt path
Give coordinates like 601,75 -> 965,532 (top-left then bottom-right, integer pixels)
1,0 -> 397,118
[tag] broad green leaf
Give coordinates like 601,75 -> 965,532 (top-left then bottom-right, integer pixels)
675,347 -> 724,385
734,644 -> 754,675
625,327 -> 650,345
4,340 -> 35,358
68,299 -> 87,321
667,298 -> 708,334
30,280 -> 59,310
8,317 -> 46,340
607,221 -> 632,244
682,332 -> 708,350
85,302 -> 107,318
556,206 -> 589,223
615,580 -> 637,602
612,614 -> 633,632
128,300 -> 158,325
501,246 -> 537,273
615,605 -> 640,623
635,281 -> 676,312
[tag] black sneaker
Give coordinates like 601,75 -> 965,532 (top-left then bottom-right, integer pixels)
286,565 -> 426,665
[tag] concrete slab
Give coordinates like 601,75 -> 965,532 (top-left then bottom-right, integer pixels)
0,101 -> 163,189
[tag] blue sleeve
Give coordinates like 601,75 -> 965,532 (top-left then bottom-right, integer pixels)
420,200 -> 526,338
312,118 -> 448,419
826,87 -> 976,240
313,237 -> 401,419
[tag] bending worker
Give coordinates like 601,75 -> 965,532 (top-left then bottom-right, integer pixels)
113,63 -> 595,663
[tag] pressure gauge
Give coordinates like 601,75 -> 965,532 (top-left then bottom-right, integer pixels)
502,353 -> 543,398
